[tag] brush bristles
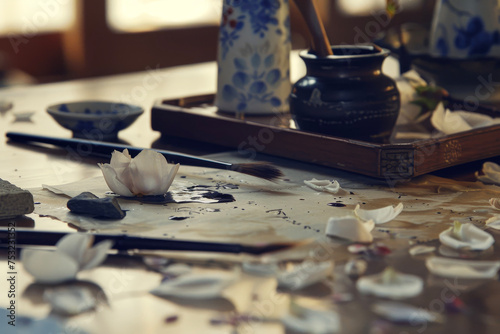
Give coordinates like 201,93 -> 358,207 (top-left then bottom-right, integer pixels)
230,162 -> 284,181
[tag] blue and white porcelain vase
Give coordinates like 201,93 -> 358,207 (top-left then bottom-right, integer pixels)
215,0 -> 291,115
429,0 -> 500,58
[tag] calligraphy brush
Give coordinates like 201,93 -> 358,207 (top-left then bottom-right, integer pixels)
294,0 -> 333,57
0,229 -> 298,255
6,132 -> 283,181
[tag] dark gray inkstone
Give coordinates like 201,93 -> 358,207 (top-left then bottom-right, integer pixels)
67,192 -> 125,219
0,178 -> 34,219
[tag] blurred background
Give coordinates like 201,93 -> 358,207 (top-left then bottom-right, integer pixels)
0,0 -> 435,86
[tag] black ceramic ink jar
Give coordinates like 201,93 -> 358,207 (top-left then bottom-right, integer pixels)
290,45 -> 400,142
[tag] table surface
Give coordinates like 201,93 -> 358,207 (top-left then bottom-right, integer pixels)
1,59 -> 500,334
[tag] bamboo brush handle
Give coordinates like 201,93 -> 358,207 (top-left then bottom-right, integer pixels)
294,0 -> 333,57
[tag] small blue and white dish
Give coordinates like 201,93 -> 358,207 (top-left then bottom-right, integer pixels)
47,101 -> 143,140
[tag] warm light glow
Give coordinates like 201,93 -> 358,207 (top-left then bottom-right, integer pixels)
106,0 -> 222,32
337,0 -> 420,16
0,0 -> 76,35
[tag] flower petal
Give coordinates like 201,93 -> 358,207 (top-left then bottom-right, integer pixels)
490,198 -> 500,210
56,233 -> 93,264
426,257 -> 500,279
150,272 -> 235,299
99,163 -> 134,196
282,301 -> 340,334
439,222 -> 494,250
372,301 -> 443,324
22,249 -> 78,283
80,239 -> 113,271
109,149 -> 132,169
44,286 -> 97,315
128,150 -> 172,195
356,267 -> 423,299
159,163 -> 180,194
278,261 -> 333,291
304,178 -> 341,194
476,162 -> 500,185
486,216 -> 500,230
354,203 -> 403,224
325,216 -> 374,243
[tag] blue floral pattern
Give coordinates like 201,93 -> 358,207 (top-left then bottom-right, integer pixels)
220,53 -> 288,111
216,0 -> 291,114
434,0 -> 500,57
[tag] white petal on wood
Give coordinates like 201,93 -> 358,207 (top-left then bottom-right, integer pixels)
44,286 -> 96,315
303,178 -> 341,194
490,198 -> 500,210
409,245 -> 436,256
426,257 -> 500,279
430,103 -> 497,135
476,162 -> 500,185
242,262 -> 280,277
356,268 -> 423,299
22,249 -> 78,284
160,263 -> 192,277
80,240 -> 113,271
282,302 -> 340,334
485,216 -> 500,230
99,163 -> 134,197
372,301 -> 443,324
325,216 -> 374,243
354,203 -> 403,225
56,234 -> 93,265
150,272 -> 235,299
278,261 -> 334,291
439,223 -> 494,250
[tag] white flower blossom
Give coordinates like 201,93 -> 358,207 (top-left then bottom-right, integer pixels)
99,149 -> 179,196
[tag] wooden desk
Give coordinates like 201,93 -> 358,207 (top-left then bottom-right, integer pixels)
1,61 -> 500,334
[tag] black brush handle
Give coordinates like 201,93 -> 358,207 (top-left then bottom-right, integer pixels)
0,229 -> 280,254
6,132 -> 232,170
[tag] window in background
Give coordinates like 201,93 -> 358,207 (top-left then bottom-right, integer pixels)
106,0 -> 222,32
336,0 -> 422,16
0,0 -> 75,35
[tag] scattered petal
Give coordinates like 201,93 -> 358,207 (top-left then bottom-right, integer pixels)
326,216 -> 374,243
282,300 -> 340,334
344,258 -> 367,278
485,216 -> 500,230
160,263 -> 192,277
44,286 -> 97,315
242,262 -> 279,276
431,103 -> 500,135
21,233 -> 111,284
354,203 -> 403,224
357,267 -> 423,299
476,162 -> 500,185
56,233 -> 92,265
278,261 -> 334,291
80,240 -> 114,270
150,272 -> 236,299
490,198 -> 500,210
372,301 -> 444,324
98,149 -> 179,196
304,178 -> 341,194
426,257 -> 500,279
22,250 -> 79,284
439,221 -> 494,250
409,245 -> 436,256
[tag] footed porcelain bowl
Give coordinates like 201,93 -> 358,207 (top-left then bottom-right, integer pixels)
47,101 -> 143,140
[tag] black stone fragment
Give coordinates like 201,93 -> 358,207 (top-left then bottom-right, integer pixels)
67,192 -> 125,219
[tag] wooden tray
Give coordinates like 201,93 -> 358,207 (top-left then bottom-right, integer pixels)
151,94 -> 500,180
